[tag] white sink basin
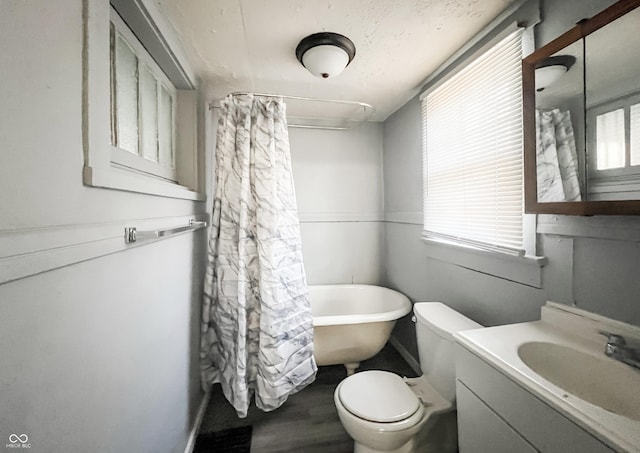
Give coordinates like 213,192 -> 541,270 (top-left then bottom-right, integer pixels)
518,341 -> 640,421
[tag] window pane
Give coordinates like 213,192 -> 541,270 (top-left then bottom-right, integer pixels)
423,30 -> 524,252
139,65 -> 158,162
631,103 -> 640,166
596,109 -> 625,170
115,35 -> 139,154
158,86 -> 174,169
109,24 -> 116,146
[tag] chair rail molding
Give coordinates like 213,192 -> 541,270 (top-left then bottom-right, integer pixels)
0,214 -> 208,285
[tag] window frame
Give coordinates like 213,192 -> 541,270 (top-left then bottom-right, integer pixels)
420,25 -> 545,286
586,92 -> 640,200
83,0 -> 204,200
109,8 -> 177,182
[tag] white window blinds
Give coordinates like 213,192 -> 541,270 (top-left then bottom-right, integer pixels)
422,29 -> 524,254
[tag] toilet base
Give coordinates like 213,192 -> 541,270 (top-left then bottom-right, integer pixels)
353,439 -> 413,453
350,410 -> 458,453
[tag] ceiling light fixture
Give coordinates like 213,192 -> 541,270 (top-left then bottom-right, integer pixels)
295,32 -> 356,79
535,55 -> 576,92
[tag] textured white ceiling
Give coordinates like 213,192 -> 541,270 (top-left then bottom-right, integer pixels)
155,0 -> 517,121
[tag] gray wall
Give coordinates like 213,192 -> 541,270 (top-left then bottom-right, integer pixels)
0,1 -> 207,452
1,0 -> 635,449
0,236 -> 206,453
289,125 -> 385,286
383,0 -> 640,360
0,4 -> 383,448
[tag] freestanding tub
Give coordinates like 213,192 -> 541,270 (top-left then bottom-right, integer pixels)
309,284 -> 412,375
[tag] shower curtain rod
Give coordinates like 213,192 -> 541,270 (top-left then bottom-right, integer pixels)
209,92 -> 373,110
208,92 -> 375,130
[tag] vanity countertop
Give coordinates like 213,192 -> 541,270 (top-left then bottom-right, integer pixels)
455,302 -> 640,453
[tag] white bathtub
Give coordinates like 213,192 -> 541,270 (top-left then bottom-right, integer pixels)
309,284 -> 412,375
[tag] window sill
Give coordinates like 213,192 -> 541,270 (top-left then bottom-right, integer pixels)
420,233 -> 547,288
83,165 -> 205,201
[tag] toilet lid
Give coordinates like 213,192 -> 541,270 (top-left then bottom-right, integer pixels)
338,370 -> 420,423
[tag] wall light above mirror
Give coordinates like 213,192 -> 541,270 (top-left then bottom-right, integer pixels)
523,0 -> 640,215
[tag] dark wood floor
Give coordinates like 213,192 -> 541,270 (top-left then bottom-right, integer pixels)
199,343 -> 418,452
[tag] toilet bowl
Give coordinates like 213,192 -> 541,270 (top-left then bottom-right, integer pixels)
334,302 -> 482,453
334,371 -> 452,453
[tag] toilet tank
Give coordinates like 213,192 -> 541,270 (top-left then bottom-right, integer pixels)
414,302 -> 482,403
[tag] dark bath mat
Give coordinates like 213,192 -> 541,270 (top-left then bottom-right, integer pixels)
194,425 -> 253,453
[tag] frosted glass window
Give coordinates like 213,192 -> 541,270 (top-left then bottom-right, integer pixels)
109,8 -> 177,182
596,109 -> 625,170
114,35 -> 139,154
158,85 -> 174,168
422,29 -> 524,253
109,24 -> 116,146
86,3 -> 198,197
631,103 -> 640,166
140,65 -> 158,162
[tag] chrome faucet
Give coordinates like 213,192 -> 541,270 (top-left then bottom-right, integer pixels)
599,331 -> 640,370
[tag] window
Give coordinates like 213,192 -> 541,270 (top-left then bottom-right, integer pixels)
595,108 -> 626,170
110,9 -> 176,181
422,29 -> 527,255
83,0 -> 203,200
587,93 -> 640,200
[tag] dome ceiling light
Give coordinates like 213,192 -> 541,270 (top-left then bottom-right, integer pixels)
535,55 -> 576,92
295,32 -> 356,79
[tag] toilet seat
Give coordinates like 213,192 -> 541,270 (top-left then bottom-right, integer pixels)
338,370 -> 426,430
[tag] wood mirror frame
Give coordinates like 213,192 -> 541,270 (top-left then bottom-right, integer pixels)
523,0 -> 640,215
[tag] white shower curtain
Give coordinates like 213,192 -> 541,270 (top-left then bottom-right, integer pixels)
201,93 -> 316,418
536,109 -> 582,202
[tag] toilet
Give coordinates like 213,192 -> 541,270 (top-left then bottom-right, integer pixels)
334,302 -> 482,453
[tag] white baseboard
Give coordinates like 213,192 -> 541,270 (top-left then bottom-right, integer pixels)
183,391 -> 212,453
389,336 -> 421,376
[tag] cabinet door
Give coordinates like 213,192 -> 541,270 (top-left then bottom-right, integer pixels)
457,381 -> 537,453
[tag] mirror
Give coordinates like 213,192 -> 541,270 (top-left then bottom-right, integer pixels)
523,0 -> 640,215
534,41 -> 584,203
585,7 -> 640,201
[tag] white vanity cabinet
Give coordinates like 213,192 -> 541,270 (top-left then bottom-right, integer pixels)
455,345 -> 614,453
457,381 -> 537,452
